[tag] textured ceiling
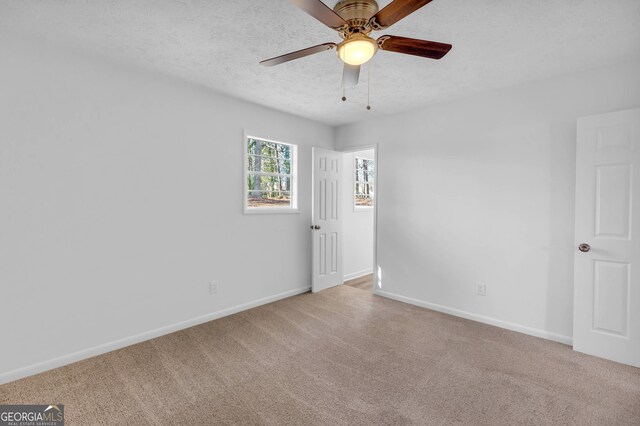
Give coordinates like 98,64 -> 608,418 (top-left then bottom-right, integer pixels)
1,0 -> 639,125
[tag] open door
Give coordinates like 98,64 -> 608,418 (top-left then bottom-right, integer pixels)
573,108 -> 640,367
312,147 -> 342,293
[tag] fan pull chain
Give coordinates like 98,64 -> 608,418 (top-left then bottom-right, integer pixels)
366,61 -> 372,111
341,43 -> 348,102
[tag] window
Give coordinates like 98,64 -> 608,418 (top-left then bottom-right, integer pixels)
245,136 -> 297,212
354,157 -> 375,208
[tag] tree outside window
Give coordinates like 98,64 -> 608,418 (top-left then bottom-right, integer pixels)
354,157 -> 374,208
245,137 -> 297,211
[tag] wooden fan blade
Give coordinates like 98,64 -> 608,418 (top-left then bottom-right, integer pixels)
260,43 -> 336,67
342,63 -> 360,88
377,35 -> 451,59
369,0 -> 434,30
289,0 -> 348,29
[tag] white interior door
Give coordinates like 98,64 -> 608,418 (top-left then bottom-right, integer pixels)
573,108 -> 640,367
312,147 -> 342,293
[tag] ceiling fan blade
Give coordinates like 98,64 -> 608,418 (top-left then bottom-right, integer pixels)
342,64 -> 360,88
289,0 -> 348,29
260,43 -> 337,67
377,35 -> 451,59
369,0 -> 434,30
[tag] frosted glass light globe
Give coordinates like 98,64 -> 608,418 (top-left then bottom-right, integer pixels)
337,35 -> 377,66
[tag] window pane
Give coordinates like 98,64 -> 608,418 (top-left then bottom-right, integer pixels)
247,139 -> 257,155
281,175 -> 291,191
280,145 -> 291,160
355,158 -> 374,170
355,183 -> 374,196
355,158 -> 375,181
258,141 -> 291,159
279,159 -> 291,174
247,174 -> 291,192
260,141 -> 275,156
366,159 -> 375,172
247,155 -> 291,174
272,143 -> 291,160
247,191 -> 291,208
355,169 -> 374,183
355,182 -> 374,207
355,195 -> 373,207
248,139 -> 292,158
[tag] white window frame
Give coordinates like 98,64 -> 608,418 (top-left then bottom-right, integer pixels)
244,133 -> 299,214
354,156 -> 374,211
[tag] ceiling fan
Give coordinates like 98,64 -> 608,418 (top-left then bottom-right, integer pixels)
260,0 -> 452,88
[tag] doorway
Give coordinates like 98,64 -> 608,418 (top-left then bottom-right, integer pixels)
311,145 -> 377,293
341,147 -> 376,293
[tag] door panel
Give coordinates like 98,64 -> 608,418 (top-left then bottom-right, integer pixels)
593,260 -> 629,336
574,108 -> 640,367
312,148 -> 342,293
595,164 -> 631,238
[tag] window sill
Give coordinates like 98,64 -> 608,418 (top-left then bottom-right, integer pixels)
244,208 -> 301,215
354,206 -> 374,212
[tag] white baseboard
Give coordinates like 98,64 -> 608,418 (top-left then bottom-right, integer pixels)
374,289 -> 573,346
0,286 -> 311,385
343,269 -> 373,282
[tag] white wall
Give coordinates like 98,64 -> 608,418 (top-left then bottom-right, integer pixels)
336,60 -> 640,343
341,149 -> 374,281
0,34 -> 334,382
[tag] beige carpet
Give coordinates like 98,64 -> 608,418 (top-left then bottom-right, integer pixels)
1,285 -> 639,425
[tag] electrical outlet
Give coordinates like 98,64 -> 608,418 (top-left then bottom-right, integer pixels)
209,280 -> 218,295
476,283 -> 486,296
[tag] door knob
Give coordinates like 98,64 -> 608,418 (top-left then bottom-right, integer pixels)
310,225 -> 321,230
578,243 -> 591,253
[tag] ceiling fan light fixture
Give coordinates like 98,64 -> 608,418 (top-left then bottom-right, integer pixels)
337,34 -> 377,66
